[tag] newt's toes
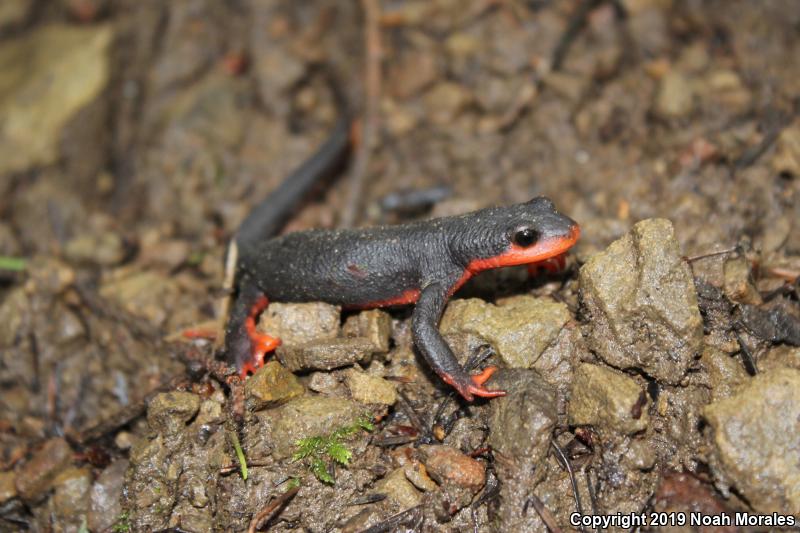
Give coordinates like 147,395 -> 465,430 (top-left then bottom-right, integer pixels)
237,334 -> 281,379
468,367 -> 505,398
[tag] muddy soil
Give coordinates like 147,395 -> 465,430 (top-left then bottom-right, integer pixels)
1,1 -> 799,532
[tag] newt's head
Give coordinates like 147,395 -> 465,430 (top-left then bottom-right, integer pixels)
450,197 -> 580,274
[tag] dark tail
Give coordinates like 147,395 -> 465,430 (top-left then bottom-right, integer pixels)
235,81 -> 351,246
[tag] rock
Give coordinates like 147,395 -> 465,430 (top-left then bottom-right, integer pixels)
0,471 -> 17,503
419,445 -> 485,493
701,347 -> 748,402
146,392 -> 201,435
63,232 -> 126,266
723,256 -> 761,305
703,368 -> 800,514
423,81 -> 472,125
652,472 -> 734,523
0,24 -> 112,175
654,71 -> 694,120
388,49 -> 439,100
736,302 -> 800,346
0,287 -> 26,347
345,368 -> 397,406
579,218 -> 704,383
568,363 -> 649,435
259,302 -> 340,345
245,361 -> 304,410
627,6 -> 669,57
702,69 -> 752,113
277,337 -> 375,372
375,467 -> 422,509
15,437 -> 73,502
52,467 -> 92,527
88,459 -> 128,532
307,371 -> 344,395
100,271 -> 180,327
487,369 -> 557,462
0,0 -> 33,31
343,309 -> 392,353
267,396 -> 364,458
440,296 -> 570,368
759,345 -> 800,374
403,461 -> 437,492
771,120 -> 800,177
622,439 -> 657,471
542,71 -> 587,103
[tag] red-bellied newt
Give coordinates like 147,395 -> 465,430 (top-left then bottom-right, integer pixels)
222,103 -> 580,401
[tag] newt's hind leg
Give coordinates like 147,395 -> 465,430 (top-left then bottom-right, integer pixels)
226,279 -> 281,378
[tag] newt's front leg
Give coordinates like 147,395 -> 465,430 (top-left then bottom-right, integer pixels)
411,282 -> 506,401
226,277 -> 280,378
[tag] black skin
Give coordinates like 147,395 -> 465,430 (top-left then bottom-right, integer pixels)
225,114 -> 580,401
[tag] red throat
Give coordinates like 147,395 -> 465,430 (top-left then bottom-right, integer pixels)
452,225 -> 580,292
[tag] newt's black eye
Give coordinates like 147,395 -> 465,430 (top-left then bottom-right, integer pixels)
512,227 -> 539,247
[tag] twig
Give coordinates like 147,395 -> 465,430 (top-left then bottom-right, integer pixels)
247,485 -> 300,533
357,505 -> 423,533
551,439 -> 585,531
683,246 -> 740,264
585,467 -> 601,533
526,493 -> 564,533
216,239 -> 238,350
341,0 -> 382,228
551,0 -> 603,71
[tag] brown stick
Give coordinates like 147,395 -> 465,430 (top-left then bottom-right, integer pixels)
247,485 -> 300,533
340,0 -> 382,228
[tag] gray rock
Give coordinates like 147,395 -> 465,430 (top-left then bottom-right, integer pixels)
345,368 -> 397,406
580,218 -> 703,383
487,369 -> 557,462
440,296 -> 570,368
723,256 -> 761,305
700,347 -> 748,402
277,337 -> 375,372
654,71 -> 694,119
15,437 -> 73,502
374,467 -> 422,509
259,302 -> 340,346
0,471 -> 16,504
0,24 -> 112,175
267,395 -> 365,458
771,120 -> 800,177
147,392 -> 201,435
343,309 -> 392,353
52,467 -> 92,528
568,363 -> 649,435
245,361 -> 304,411
63,232 -> 127,266
703,368 -> 800,514
88,459 -> 128,532
0,0 -> 33,31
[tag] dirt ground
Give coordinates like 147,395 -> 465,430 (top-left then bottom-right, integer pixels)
1,0 -> 799,531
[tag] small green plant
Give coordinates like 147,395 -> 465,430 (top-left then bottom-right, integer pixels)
228,430 -> 249,480
0,256 -> 26,272
292,415 -> 374,485
112,512 -> 131,533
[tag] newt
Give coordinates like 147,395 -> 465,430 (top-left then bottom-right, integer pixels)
222,110 -> 580,401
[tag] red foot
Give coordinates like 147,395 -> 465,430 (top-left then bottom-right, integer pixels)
527,253 -> 567,277
443,366 -> 506,402
241,296 -> 281,378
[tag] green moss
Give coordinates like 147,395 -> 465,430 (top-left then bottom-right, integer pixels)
292,414 -> 374,485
